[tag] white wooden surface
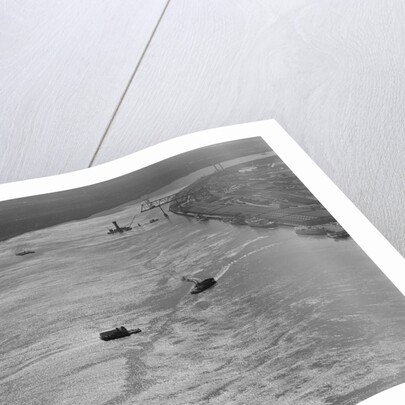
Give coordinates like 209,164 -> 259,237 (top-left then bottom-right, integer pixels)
2,0 -> 405,256
0,0 -> 167,181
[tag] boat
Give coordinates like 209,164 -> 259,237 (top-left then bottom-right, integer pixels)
190,278 -> 217,294
107,221 -> 132,234
295,226 -> 326,235
99,326 -> 141,341
326,230 -> 350,239
149,218 -> 159,223
245,217 -> 277,228
15,250 -> 35,256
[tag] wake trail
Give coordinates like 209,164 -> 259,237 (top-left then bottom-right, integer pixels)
181,276 -> 201,285
214,240 -> 286,281
224,236 -> 268,259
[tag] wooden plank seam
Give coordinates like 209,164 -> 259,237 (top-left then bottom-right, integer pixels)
88,0 -> 172,167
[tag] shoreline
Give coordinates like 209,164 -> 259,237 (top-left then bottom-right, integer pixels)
169,207 -> 344,233
167,156 -> 346,233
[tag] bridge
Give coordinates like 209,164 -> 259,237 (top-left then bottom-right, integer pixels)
140,191 -> 189,213
141,164 -> 224,213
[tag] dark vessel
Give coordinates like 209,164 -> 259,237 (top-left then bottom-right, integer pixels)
15,250 -> 35,256
149,218 -> 159,223
182,276 -> 217,294
326,230 -> 350,239
191,278 -> 216,294
107,221 -> 132,234
99,326 -> 141,341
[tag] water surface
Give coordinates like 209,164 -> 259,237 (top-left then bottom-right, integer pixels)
1,204 -> 405,404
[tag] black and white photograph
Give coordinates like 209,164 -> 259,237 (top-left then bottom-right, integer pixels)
1,135 -> 405,405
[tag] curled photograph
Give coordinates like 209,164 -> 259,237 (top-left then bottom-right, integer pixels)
1,133 -> 404,405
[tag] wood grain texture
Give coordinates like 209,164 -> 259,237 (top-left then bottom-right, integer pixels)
0,0 -> 167,183
93,0 -> 405,255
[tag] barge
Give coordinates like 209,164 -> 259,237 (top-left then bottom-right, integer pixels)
99,326 -> 141,341
190,278 -> 217,294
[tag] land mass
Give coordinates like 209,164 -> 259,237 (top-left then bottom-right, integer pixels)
170,156 -> 335,227
0,138 -> 269,242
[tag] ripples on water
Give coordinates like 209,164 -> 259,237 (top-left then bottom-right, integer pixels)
1,204 -> 405,405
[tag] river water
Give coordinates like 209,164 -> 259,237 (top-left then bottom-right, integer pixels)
1,158 -> 405,404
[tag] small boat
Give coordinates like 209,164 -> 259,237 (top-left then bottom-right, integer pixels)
149,218 -> 159,223
326,230 -> 350,239
182,276 -> 217,294
15,250 -> 35,256
190,278 -> 217,294
99,326 -> 141,341
107,221 -> 132,234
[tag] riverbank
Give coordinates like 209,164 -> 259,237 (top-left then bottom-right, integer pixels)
169,156 -> 336,228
